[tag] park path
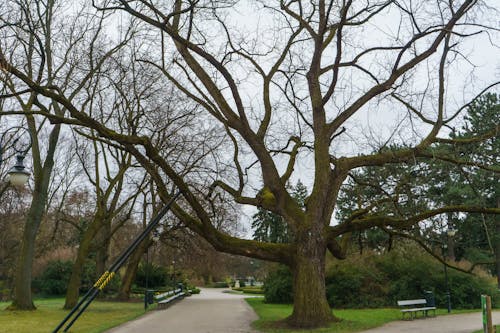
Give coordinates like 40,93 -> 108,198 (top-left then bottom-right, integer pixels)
105,288 -> 258,333
105,289 -> 500,333
360,311 -> 500,333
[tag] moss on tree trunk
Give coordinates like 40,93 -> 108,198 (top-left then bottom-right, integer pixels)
117,237 -> 150,300
64,220 -> 102,309
286,233 -> 337,328
9,192 -> 47,311
496,199 -> 500,288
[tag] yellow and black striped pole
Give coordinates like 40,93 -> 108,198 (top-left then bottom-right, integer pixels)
53,191 -> 181,333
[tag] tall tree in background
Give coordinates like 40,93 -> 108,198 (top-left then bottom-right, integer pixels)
1,0 -> 64,310
449,93 -> 500,284
336,93 -> 499,279
1,0 -> 132,310
253,181 -> 307,243
63,139 -> 142,309
2,0 -> 499,327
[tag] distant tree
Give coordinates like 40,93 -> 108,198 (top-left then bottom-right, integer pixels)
336,94 -> 499,279
252,181 -> 308,243
448,93 -> 499,284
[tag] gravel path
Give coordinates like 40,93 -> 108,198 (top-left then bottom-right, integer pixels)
360,311 -> 500,333
105,288 -> 258,333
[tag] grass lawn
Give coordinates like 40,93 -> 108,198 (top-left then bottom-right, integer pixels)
0,298 -> 149,333
246,298 -> 475,333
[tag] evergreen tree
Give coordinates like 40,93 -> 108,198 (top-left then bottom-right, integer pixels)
336,94 -> 499,280
252,181 -> 308,243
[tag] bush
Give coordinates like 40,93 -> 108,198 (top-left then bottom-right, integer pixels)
262,247 -> 500,308
232,287 -> 264,294
242,287 -> 265,294
190,287 -> 201,294
33,260 -> 73,295
264,265 -> 293,303
135,262 -> 169,288
33,260 -> 119,296
326,248 -> 499,309
0,280 -> 11,301
209,281 -> 230,288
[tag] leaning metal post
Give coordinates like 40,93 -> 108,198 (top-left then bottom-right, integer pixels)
52,190 -> 182,333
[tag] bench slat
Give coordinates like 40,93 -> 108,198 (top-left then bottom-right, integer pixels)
397,299 -> 427,306
401,307 -> 435,312
154,288 -> 183,300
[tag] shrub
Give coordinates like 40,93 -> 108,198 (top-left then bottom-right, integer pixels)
262,246 -> 500,308
33,260 -> 73,295
190,287 -> 201,294
135,262 -> 169,288
242,287 -> 265,294
264,265 -> 293,303
0,280 -> 11,301
326,248 -> 499,309
32,260 -> 118,296
209,281 -> 230,288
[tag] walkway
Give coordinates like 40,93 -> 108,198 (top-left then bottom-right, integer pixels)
360,311 -> 500,333
105,288 -> 258,333
106,289 -> 500,333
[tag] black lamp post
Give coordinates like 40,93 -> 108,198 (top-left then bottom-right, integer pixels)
442,227 -> 456,313
144,231 -> 160,310
172,259 -> 176,288
0,126 -> 32,187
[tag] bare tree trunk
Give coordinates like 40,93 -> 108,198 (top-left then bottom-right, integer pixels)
117,237 -> 150,300
9,124 -> 58,310
8,196 -> 45,310
287,229 -> 335,327
96,221 -> 111,277
64,220 -> 102,309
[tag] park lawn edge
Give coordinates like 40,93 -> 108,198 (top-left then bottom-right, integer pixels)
0,298 -> 152,333
245,298 -> 478,333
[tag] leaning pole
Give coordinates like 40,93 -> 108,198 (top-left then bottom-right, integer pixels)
53,191 -> 182,333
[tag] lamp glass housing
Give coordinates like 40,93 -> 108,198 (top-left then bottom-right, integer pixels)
7,171 -> 30,187
6,155 -> 30,187
447,228 -> 456,237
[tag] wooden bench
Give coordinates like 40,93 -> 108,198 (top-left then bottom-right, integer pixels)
397,299 -> 436,320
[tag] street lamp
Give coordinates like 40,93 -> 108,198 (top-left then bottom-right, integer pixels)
0,126 -> 32,187
443,227 -> 457,313
6,155 -> 30,186
145,231 -> 160,311
172,259 -> 176,288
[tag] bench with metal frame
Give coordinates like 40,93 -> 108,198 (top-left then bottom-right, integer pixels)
155,288 -> 186,309
397,299 -> 436,320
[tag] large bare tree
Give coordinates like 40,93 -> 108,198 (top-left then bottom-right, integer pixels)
0,0 -> 134,309
1,0 -> 499,327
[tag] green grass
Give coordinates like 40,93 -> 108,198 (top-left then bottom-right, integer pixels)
0,298 -> 149,333
246,298 -> 476,333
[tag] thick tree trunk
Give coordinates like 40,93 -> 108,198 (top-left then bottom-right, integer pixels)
96,221 -> 111,277
8,192 -> 46,310
287,232 -> 336,328
64,221 -> 101,309
8,116 -> 60,311
117,237 -> 150,300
